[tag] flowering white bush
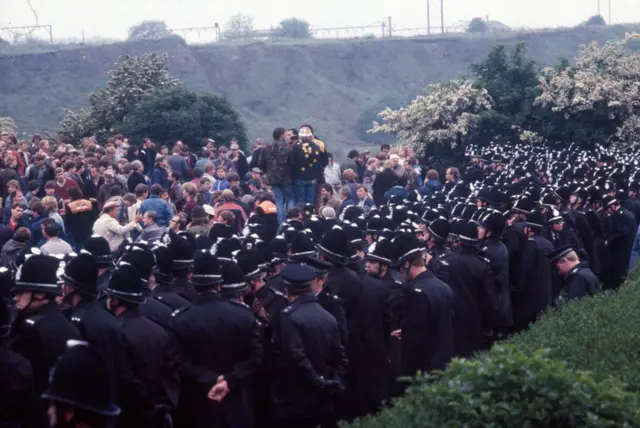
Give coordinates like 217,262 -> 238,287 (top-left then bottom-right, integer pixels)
370,80 -> 493,154
0,117 -> 17,134
536,33 -> 640,145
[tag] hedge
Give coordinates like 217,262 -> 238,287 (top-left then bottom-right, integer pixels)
345,278 -> 640,427
505,279 -> 640,391
346,346 -> 640,427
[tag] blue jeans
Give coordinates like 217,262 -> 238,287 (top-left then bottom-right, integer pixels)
294,179 -> 317,206
272,184 -> 295,223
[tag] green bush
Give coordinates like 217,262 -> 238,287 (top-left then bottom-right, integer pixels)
505,280 -> 640,391
346,346 -> 640,427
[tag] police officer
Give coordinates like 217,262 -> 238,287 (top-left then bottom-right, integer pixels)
477,211 -> 513,334
83,235 -> 114,294
172,254 -> 262,428
169,234 -> 197,301
118,244 -> 173,330
150,243 -> 190,311
10,253 -> 82,425
271,264 -> 348,428
548,246 -> 600,299
104,262 -> 180,425
603,196 -> 637,289
264,235 -> 289,293
42,341 -> 121,428
60,253 -> 156,426
513,210 -> 554,332
0,287 -> 37,428
392,234 -> 454,376
442,220 -> 496,357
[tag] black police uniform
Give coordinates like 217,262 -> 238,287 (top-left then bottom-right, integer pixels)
442,247 -> 496,357
271,265 -> 348,428
171,293 -> 262,428
561,264 -> 601,299
513,232 -> 554,332
480,236 -> 513,330
607,207 -> 637,289
400,270 -> 454,375
172,275 -> 197,302
151,275 -> 191,311
139,294 -> 174,330
11,301 -> 82,424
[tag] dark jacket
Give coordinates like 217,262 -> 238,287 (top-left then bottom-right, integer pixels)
127,171 -> 147,193
152,167 -> 170,190
83,176 -> 105,200
480,236 -> 513,329
271,293 -> 348,425
561,264 -> 600,300
171,293 -> 262,428
513,233 -> 554,331
258,140 -> 293,186
400,270 -> 453,375
139,148 -> 157,175
70,299 -> 156,426
151,282 -> 190,312
442,248 -> 496,357
372,168 -> 397,206
117,308 -> 180,409
10,302 -> 81,425
0,341 -> 36,428
64,198 -> 96,246
292,141 -> 322,182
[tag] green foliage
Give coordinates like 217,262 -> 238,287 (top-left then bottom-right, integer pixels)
117,86 -> 248,151
347,346 -> 640,428
467,17 -> 489,34
586,15 -> 607,26
469,43 -> 540,145
224,13 -> 255,41
506,279 -> 640,391
275,18 -> 312,39
127,20 -> 172,41
59,53 -> 180,142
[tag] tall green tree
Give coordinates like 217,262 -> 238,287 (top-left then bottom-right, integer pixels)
469,43 -> 540,145
117,86 -> 248,151
224,13 -> 255,41
59,53 -> 179,141
467,17 -> 488,33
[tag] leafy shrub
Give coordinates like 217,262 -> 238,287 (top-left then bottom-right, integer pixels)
585,15 -> 607,26
505,280 -> 640,391
117,86 -> 248,151
346,346 -> 640,427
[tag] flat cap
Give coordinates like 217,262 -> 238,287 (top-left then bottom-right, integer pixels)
280,264 -> 316,288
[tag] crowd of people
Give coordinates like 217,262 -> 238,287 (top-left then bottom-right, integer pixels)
0,125 -> 638,428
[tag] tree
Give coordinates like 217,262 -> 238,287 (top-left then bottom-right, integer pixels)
469,43 -> 541,145
275,18 -> 312,39
0,117 -> 17,134
59,53 -> 180,141
467,17 -> 489,33
356,95 -> 411,144
117,86 -> 248,151
224,13 -> 255,41
585,14 -> 607,26
127,20 -> 172,40
535,34 -> 640,146
370,80 -> 493,154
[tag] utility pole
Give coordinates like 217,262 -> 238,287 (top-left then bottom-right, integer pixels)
440,0 -> 445,34
608,0 -> 612,24
427,0 -> 431,34
388,16 -> 392,37
597,0 -> 600,16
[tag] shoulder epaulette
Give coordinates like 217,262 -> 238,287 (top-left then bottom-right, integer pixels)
478,255 -> 491,264
229,300 -> 251,311
273,289 -> 285,298
412,288 -> 423,294
171,307 -> 190,318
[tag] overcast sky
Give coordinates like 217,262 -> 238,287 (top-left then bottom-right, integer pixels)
3,0 -> 640,42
